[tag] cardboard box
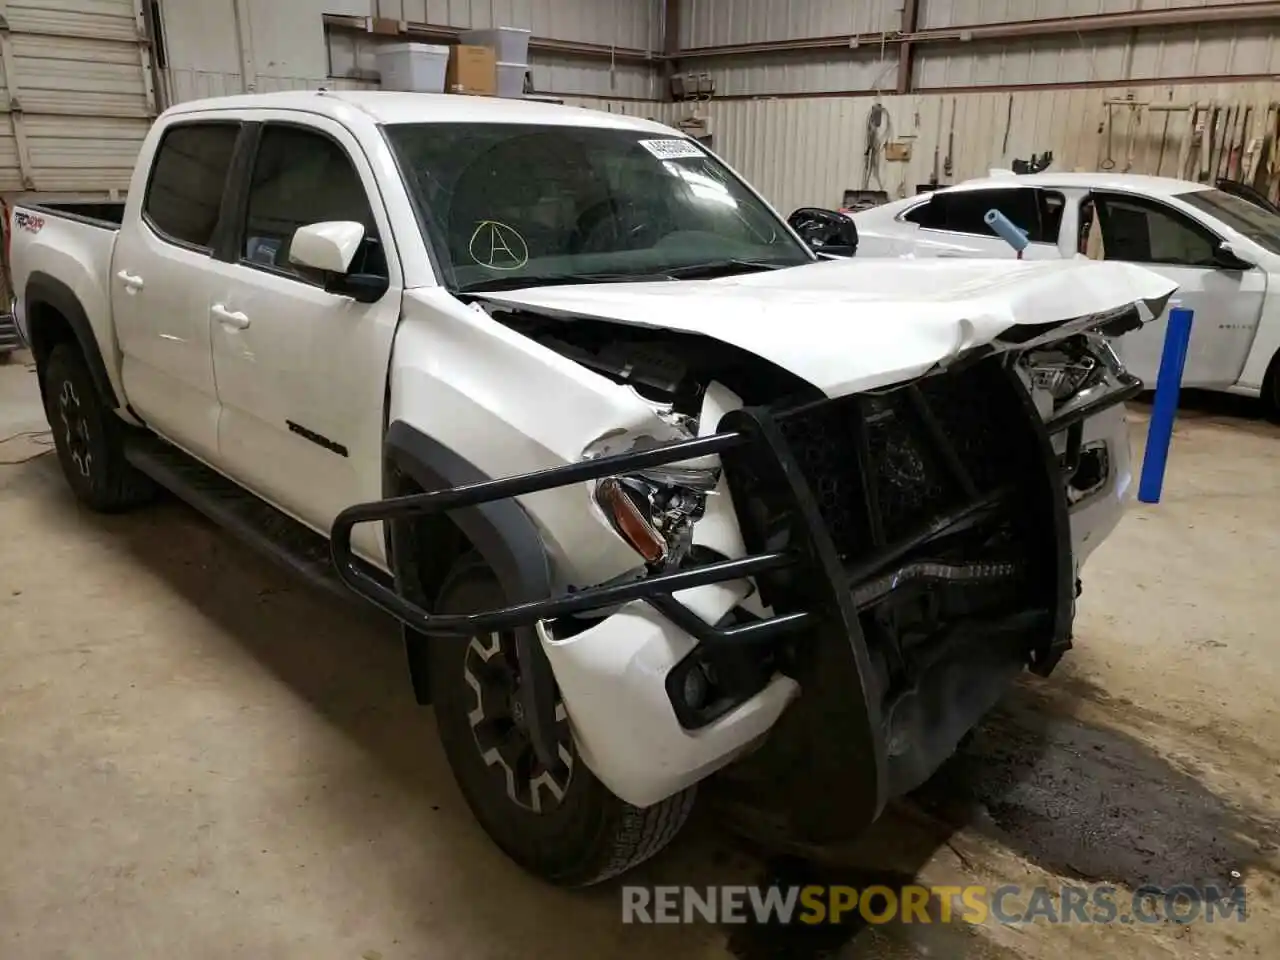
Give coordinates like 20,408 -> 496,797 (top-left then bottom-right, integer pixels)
446,44 -> 496,96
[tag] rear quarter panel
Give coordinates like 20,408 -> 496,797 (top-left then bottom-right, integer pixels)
11,206 -> 126,408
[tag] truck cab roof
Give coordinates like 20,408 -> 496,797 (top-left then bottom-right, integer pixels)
165,89 -> 676,134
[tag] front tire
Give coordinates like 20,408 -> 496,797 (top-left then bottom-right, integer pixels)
429,553 -> 695,885
42,342 -> 155,512
1263,352 -> 1280,424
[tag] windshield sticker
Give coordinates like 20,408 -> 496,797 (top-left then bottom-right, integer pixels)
468,219 -> 529,271
638,138 -> 706,161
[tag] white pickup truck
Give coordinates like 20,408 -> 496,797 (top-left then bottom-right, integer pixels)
8,91 -> 1174,886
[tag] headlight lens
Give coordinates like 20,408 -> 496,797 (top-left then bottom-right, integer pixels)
594,476 -> 671,565
1019,334 -> 1128,419
583,433 -> 720,569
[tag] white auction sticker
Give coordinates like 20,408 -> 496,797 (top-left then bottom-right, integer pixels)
638,138 -> 706,160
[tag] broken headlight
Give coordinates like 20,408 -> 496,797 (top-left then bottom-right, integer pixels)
582,433 -> 720,570
1019,334 -> 1127,421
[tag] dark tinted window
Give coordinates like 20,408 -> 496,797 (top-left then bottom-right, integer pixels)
903,187 -> 1064,243
143,123 -> 239,248
1092,193 -> 1217,266
1180,188 -> 1280,255
242,125 -> 386,279
1039,191 -> 1066,242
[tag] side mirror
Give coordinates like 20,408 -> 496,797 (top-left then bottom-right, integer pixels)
787,207 -> 858,258
290,220 -> 366,273
289,220 -> 388,303
1214,240 -> 1257,270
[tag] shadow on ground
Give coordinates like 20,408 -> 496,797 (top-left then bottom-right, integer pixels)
29,455 -> 1279,960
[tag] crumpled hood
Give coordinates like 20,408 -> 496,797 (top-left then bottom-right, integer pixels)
476,257 -> 1177,398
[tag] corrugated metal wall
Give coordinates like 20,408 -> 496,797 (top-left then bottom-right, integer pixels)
677,0 -> 1280,96
654,80 -> 1280,215
159,0 -> 662,103
917,0 -> 1253,29
0,0 -> 157,196
678,0 -> 899,45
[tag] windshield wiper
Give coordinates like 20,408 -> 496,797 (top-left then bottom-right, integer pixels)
457,271 -> 674,294
662,258 -> 794,280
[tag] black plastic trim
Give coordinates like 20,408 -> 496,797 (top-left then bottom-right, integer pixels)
382,420 -> 561,769
1046,375 -> 1144,435
25,271 -> 119,407
211,121 -> 260,264
19,203 -> 122,231
384,421 -> 554,610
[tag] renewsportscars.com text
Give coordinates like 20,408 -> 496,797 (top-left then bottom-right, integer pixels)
621,883 -> 1247,926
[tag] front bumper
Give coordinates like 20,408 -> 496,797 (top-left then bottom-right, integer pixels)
1066,402 -> 1133,568
332,361 -> 1141,827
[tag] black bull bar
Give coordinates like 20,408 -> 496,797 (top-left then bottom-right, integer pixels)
329,373 -> 1140,833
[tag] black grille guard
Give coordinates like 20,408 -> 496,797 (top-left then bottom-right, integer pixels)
329,371 -> 1142,639
329,370 -> 1140,818
331,418 -> 816,642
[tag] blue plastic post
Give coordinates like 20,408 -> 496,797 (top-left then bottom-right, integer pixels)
984,209 -> 1030,256
1137,306 -> 1194,504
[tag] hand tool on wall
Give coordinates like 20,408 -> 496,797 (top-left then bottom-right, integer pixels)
1232,105 -> 1253,181
1100,104 -> 1116,170
1215,105 -> 1236,181
1202,104 -> 1219,181
1121,101 -> 1141,173
1154,102 -> 1173,175
1245,103 -> 1274,187
1179,102 -> 1204,181
1256,103 -> 1279,194
1230,105 -> 1245,177
929,99 -> 942,186
1269,105 -> 1280,205
943,97 -> 955,177
1002,93 -> 1013,157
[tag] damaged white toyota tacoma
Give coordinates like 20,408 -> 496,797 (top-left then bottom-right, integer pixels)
8,91 -> 1175,886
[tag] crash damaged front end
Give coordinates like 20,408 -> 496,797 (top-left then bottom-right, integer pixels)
331,259 -> 1174,846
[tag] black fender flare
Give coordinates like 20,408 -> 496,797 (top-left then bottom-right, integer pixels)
384,420 -> 553,606
25,271 -> 119,408
382,420 -> 563,770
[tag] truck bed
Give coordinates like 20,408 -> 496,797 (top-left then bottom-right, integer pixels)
24,199 -> 125,230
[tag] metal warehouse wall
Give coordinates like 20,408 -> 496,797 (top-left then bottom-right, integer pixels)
676,0 -> 1280,95
654,79 -> 1280,216
0,0 -> 158,197
157,0 -> 664,103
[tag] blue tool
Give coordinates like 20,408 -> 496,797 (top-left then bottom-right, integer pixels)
1138,306 -> 1194,504
984,209 -> 1029,258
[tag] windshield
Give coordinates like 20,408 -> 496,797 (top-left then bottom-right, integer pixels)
1178,188 -> 1280,255
384,122 -> 813,291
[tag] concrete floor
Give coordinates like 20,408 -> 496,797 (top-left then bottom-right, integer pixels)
2,351 -> 1278,959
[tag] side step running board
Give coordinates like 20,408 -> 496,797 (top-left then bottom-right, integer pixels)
123,434 -> 387,607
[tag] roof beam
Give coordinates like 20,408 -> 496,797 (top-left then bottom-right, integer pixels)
896,0 -> 919,95
323,14 -> 653,66
670,1 -> 1280,62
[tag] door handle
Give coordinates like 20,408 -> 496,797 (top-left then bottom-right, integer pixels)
211,303 -> 250,330
116,269 -> 144,290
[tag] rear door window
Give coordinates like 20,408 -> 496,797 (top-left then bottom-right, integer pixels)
903,187 -> 1064,243
143,122 -> 240,250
